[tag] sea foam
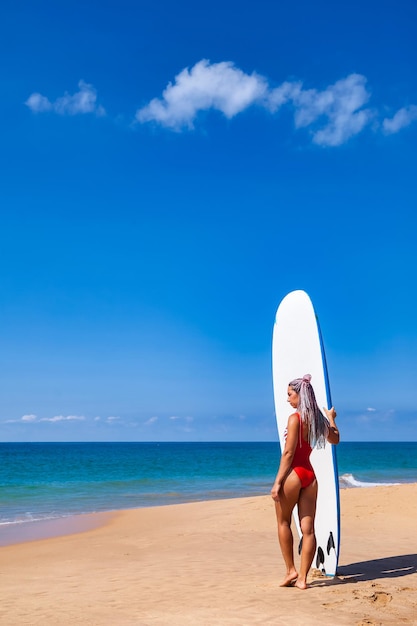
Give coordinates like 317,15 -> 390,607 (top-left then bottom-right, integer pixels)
339,473 -> 400,488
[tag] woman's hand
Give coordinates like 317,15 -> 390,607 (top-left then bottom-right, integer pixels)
323,406 -> 340,444
323,407 -> 337,420
271,481 -> 281,502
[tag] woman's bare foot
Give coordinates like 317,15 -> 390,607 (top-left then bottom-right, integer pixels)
279,570 -> 298,587
294,579 -> 308,590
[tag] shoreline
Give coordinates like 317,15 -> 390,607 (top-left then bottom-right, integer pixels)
2,481 -> 417,548
0,510 -> 115,547
1,484 -> 417,625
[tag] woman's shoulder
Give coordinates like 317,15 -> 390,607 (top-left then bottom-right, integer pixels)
287,412 -> 300,427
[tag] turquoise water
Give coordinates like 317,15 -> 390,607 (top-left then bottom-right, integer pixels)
1,442 -> 416,528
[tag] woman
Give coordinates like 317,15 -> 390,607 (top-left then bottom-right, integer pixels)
271,374 -> 340,589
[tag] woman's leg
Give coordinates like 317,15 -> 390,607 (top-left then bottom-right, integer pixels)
295,480 -> 318,589
274,471 -> 301,586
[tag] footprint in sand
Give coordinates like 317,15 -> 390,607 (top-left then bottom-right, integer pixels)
353,588 -> 392,607
368,591 -> 392,606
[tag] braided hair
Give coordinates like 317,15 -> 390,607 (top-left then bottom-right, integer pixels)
288,374 -> 329,449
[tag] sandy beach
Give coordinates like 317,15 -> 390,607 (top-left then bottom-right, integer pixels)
1,483 -> 416,626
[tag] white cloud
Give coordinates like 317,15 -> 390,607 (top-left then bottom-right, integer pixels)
4,414 -> 81,424
145,416 -> 158,426
39,415 -> 86,422
136,60 -> 373,146
292,74 -> 372,146
4,413 -> 90,424
4,415 -> 35,424
21,414 -> 37,422
382,104 -> 417,134
24,61 -> 414,147
25,80 -> 105,116
169,415 -> 194,422
106,416 -> 121,423
25,93 -> 52,113
136,59 -> 268,129
367,407 -> 376,412
266,81 -> 302,112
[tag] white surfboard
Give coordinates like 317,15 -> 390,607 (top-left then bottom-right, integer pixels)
272,290 -> 340,577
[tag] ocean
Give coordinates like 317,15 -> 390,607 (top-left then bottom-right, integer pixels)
1,441 -> 416,530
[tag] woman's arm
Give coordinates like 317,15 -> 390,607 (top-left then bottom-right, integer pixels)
324,407 -> 340,444
271,413 -> 299,500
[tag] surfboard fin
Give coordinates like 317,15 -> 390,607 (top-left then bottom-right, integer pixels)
298,537 -> 303,555
316,546 -> 325,573
327,531 -> 335,554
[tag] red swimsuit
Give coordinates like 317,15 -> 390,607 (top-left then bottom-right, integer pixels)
291,413 -> 315,488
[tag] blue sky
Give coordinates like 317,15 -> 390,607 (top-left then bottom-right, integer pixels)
1,0 -> 416,442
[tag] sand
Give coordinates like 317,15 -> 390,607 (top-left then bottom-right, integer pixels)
1,483 -> 416,625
